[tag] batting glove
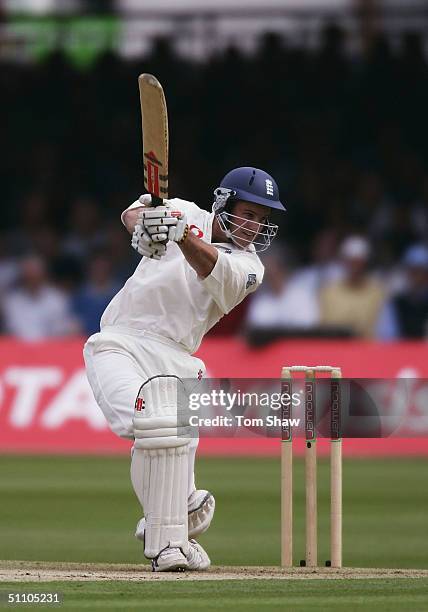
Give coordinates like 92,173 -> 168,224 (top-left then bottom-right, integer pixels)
141,206 -> 182,243
167,214 -> 188,243
131,221 -> 167,260
141,206 -> 188,244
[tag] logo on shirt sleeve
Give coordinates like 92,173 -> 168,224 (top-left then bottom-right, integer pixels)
190,225 -> 204,238
246,273 -> 257,289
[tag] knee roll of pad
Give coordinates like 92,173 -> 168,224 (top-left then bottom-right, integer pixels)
133,375 -> 192,449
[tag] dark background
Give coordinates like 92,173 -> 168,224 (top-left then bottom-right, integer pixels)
1,4 -> 428,340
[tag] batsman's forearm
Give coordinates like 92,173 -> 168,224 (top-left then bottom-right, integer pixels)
179,231 -> 218,278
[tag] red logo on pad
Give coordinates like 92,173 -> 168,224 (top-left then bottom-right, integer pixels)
135,397 -> 145,411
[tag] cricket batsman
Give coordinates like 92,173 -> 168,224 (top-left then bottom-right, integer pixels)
83,167 -> 286,571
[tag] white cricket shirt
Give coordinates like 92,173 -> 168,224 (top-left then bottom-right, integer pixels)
100,198 -> 264,353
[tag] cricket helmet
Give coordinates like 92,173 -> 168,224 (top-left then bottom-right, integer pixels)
212,166 -> 285,252
217,167 -> 285,211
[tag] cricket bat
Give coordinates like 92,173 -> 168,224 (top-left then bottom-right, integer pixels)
138,74 -> 169,207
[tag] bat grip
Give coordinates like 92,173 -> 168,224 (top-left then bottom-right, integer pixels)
151,195 -> 163,207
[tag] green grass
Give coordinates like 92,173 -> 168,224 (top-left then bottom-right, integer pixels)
1,456 -> 428,611
1,580 -> 428,611
0,455 -> 427,569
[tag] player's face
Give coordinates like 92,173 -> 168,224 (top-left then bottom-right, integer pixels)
229,201 -> 271,248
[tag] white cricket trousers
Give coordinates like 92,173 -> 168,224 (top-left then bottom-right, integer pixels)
83,326 -> 205,496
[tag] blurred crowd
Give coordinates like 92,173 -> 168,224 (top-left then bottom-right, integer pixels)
2,25 -> 428,341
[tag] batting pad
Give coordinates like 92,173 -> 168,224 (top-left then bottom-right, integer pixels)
137,445 -> 189,558
133,375 -> 191,449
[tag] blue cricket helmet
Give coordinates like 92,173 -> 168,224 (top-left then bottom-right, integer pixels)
212,167 -> 285,252
219,167 -> 285,212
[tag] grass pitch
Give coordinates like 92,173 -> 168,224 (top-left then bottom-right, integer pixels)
0,455 -> 427,610
1,579 -> 428,611
0,455 -> 427,568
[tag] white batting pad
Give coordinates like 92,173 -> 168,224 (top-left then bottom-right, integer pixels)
133,375 -> 191,449
135,445 -> 189,558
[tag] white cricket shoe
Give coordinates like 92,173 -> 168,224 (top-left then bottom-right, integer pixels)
135,490 -> 215,542
186,539 -> 210,571
151,547 -> 189,572
188,490 -> 215,538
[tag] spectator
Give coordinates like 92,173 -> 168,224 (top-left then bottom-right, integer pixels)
377,245 -> 428,340
320,236 -> 385,338
1,254 -> 77,340
7,193 -> 52,256
292,229 -> 343,293
71,250 -> 120,336
104,222 -> 140,284
246,247 -> 319,330
0,234 -> 19,293
63,197 -> 106,260
409,174 -> 428,242
2,31 -> 428,341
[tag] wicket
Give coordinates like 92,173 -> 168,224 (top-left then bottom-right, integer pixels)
281,365 -> 342,568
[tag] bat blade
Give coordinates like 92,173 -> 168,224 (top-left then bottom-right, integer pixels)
138,73 -> 169,207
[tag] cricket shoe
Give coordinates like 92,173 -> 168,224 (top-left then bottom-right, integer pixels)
151,546 -> 189,572
186,539 -> 210,571
135,490 -> 215,542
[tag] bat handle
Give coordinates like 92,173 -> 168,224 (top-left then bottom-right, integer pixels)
151,195 -> 164,207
